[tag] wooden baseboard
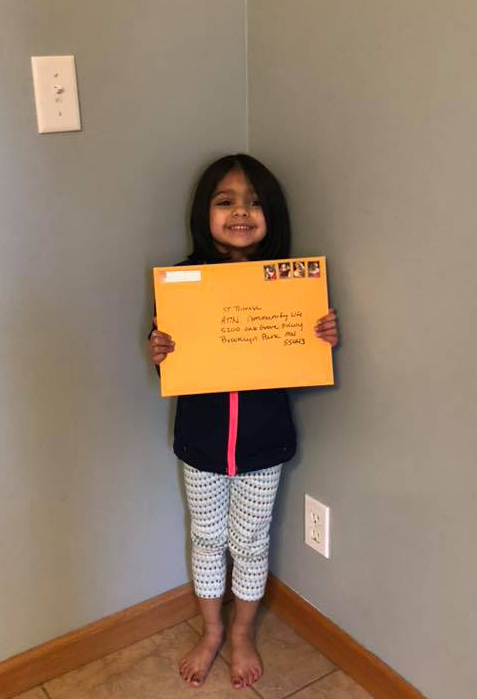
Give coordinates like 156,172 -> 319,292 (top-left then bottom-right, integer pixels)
0,582 -> 200,699
263,574 -> 428,699
0,574 -> 426,699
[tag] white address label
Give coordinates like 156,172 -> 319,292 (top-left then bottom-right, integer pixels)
163,270 -> 201,283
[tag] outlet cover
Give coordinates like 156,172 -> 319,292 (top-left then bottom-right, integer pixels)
305,494 -> 330,558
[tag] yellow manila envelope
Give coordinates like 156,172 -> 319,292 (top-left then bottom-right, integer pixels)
153,257 -> 334,396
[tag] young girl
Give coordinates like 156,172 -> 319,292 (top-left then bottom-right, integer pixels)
149,154 -> 338,690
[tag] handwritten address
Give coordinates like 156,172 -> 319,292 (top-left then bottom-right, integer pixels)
220,306 -> 306,347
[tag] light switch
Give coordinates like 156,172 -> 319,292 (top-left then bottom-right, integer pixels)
31,55 -> 81,133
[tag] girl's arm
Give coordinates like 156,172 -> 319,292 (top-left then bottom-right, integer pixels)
314,308 -> 339,347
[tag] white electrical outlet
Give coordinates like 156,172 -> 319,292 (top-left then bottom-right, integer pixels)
304,494 -> 330,558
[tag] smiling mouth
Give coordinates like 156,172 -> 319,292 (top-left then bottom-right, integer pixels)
228,224 -> 255,231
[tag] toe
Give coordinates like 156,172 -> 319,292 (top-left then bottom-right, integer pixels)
232,675 -> 243,689
191,674 -> 203,687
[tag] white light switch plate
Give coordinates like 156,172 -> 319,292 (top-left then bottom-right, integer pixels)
31,55 -> 81,133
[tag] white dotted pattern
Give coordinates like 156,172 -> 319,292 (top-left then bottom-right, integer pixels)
183,463 -> 282,601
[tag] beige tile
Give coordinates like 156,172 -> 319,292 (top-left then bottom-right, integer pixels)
291,669 -> 374,698
43,632 -> 160,698
44,621 -> 257,699
9,689 -> 46,699
189,602 -> 336,699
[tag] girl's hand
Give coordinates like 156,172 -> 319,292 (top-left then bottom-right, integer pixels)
149,317 -> 175,366
314,308 -> 339,347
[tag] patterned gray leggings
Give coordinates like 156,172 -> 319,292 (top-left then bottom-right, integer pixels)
183,463 -> 282,601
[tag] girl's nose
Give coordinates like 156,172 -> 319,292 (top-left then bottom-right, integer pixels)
232,203 -> 249,216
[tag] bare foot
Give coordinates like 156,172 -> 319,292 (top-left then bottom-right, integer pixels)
179,624 -> 224,687
230,629 -> 263,689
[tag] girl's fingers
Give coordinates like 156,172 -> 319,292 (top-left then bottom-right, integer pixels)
315,319 -> 336,331
311,302 -> 340,347
152,350 -> 173,362
315,318 -> 338,330
314,310 -> 339,345
152,347 -> 175,363
151,330 -> 173,341
152,339 -> 175,350
315,330 -> 338,339
315,326 -> 337,338
316,311 -> 337,322
151,331 -> 175,349
151,347 -> 174,357
150,327 -> 175,364
315,331 -> 338,346
152,343 -> 174,356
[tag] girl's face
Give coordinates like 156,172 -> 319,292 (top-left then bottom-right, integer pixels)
209,168 -> 267,261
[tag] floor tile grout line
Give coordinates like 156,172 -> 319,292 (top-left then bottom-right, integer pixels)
186,618 -> 232,666
185,618 -> 202,635
279,668 -> 341,699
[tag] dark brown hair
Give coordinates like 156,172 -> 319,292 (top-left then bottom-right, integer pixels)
188,153 -> 291,262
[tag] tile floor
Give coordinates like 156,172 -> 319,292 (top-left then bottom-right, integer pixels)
12,603 -> 374,699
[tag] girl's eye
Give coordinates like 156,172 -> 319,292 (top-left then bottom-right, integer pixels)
213,198 -> 261,207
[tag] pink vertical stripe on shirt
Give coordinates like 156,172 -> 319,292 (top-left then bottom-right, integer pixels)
227,391 -> 239,476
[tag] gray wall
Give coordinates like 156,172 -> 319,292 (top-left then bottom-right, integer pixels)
2,2 -> 476,696
0,0 -> 245,661
248,2 -> 477,699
